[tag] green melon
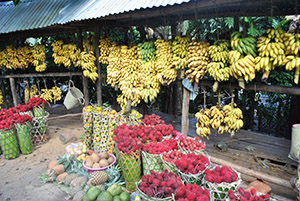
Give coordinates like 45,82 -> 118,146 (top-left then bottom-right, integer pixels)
120,192 -> 130,201
107,184 -> 122,197
113,195 -> 121,201
87,186 -> 102,201
97,191 -> 113,201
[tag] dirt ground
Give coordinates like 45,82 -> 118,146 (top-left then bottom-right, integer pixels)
0,106 -> 83,201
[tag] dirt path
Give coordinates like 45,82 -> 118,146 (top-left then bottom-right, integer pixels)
0,106 -> 83,201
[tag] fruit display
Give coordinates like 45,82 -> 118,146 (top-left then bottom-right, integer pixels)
99,37 -> 114,64
178,136 -> 206,153
51,41 -> 81,68
185,41 -> 210,83
32,44 -> 47,72
162,150 -> 184,163
283,32 -> 300,83
172,36 -> 191,70
223,103 -> 244,136
84,152 -> 116,170
155,39 -> 178,85
142,114 -> 164,126
255,28 -> 285,80
137,169 -> 183,199
207,41 -> 231,84
143,138 -> 178,154
228,187 -> 271,201
87,184 -> 130,201
0,45 -> 33,70
175,183 -> 210,201
174,153 -> 210,175
204,165 -> 238,184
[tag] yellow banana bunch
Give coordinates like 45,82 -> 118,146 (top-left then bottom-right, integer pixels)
107,45 -> 122,87
0,90 -> 3,109
83,35 -> 95,53
99,37 -> 114,64
0,45 -> 33,70
209,105 -> 225,133
140,87 -> 160,104
195,108 -> 211,139
118,45 -> 142,108
40,89 -> 53,102
283,33 -> 300,84
185,41 -> 210,83
172,36 -> 190,70
24,86 -> 30,104
51,41 -> 81,68
79,51 -> 98,82
256,29 -> 285,79
228,51 -> 256,82
32,44 -> 47,72
223,103 -> 243,136
207,41 -> 231,84
51,86 -> 62,102
30,85 -> 38,98
155,39 -> 177,85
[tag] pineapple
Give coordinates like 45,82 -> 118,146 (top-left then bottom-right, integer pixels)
104,165 -> 122,187
73,190 -> 86,201
89,171 -> 108,185
69,185 -> 83,197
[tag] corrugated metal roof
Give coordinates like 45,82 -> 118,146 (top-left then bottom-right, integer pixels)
0,0 -> 69,33
0,0 -> 191,34
54,0 -> 191,24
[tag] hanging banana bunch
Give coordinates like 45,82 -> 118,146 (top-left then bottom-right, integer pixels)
138,41 -> 156,62
32,44 -> 47,72
223,103 -> 243,136
0,45 -> 33,70
230,32 -> 257,57
209,105 -> 225,134
185,41 -> 210,83
155,39 -> 177,85
117,45 -> 142,108
0,89 -> 3,109
83,35 -> 95,53
51,41 -> 81,68
80,51 -> 98,82
195,108 -> 211,139
30,84 -> 39,98
172,36 -> 190,70
40,89 -> 53,103
99,37 -> 114,64
107,45 -> 122,87
255,28 -> 286,80
51,86 -> 62,102
207,40 -> 231,91
283,32 -> 300,84
24,84 -> 30,104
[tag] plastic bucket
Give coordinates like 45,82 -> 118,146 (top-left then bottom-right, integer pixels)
63,80 -> 84,110
288,124 -> 300,162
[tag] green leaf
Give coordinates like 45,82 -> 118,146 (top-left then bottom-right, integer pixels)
245,145 -> 255,151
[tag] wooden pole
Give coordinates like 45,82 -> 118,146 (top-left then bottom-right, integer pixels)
9,77 -> 18,106
181,86 -> 190,136
77,28 -> 90,106
94,26 -> 102,106
138,26 -> 146,42
0,72 -> 82,78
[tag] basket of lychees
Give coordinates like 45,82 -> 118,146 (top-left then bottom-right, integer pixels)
175,183 -> 210,201
228,187 -> 273,201
161,150 -> 184,173
204,165 -> 241,201
178,136 -> 206,155
136,169 -> 183,201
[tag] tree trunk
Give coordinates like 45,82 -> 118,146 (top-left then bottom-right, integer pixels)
94,26 -> 102,106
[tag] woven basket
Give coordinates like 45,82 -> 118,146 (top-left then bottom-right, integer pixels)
31,111 -> 49,146
116,148 -> 141,192
83,111 -> 93,149
136,181 -> 173,201
0,128 -> 19,160
15,122 -> 33,154
141,151 -> 164,175
33,105 -> 45,117
178,137 -> 206,155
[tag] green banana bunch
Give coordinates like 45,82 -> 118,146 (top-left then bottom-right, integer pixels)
230,32 -> 257,57
138,41 -> 156,62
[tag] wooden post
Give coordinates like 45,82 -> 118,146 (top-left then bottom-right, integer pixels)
138,26 -> 146,42
9,77 -> 18,106
234,16 -> 239,31
0,78 -> 7,108
94,26 -> 102,106
181,86 -> 190,136
77,28 -> 90,106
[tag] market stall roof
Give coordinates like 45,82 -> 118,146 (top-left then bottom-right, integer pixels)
0,0 -> 298,40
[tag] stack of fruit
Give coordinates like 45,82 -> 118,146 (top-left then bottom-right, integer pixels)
142,114 -> 164,126
185,41 -> 210,83
0,45 -> 33,70
85,184 -> 130,201
178,136 -> 206,153
84,152 -> 115,170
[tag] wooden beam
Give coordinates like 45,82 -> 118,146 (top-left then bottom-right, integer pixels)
198,80 -> 300,96
77,28 -> 90,106
181,86 -> 190,136
94,26 -> 102,106
0,72 -> 82,79
9,77 -> 18,107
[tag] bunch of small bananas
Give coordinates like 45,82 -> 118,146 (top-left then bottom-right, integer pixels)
30,85 -> 39,98
32,44 -> 47,72
185,41 -> 210,83
99,37 -> 114,64
207,41 -> 231,83
172,36 -> 191,70
0,45 -> 33,70
51,86 -> 62,102
0,89 -> 3,109
138,41 -> 156,62
155,39 -> 177,85
80,51 -> 99,82
40,86 -> 62,103
107,45 -> 122,87
223,103 -> 243,136
139,61 -> 160,103
83,35 -> 95,53
195,108 -> 211,139
255,29 -> 286,79
209,105 -> 225,134
40,89 -> 53,102
228,50 -> 256,82
24,86 -> 30,104
283,32 -> 300,83
230,32 -> 257,57
117,45 -> 142,108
